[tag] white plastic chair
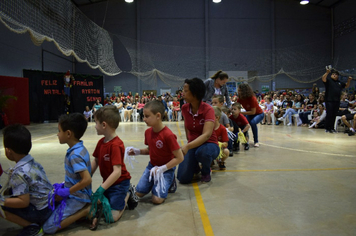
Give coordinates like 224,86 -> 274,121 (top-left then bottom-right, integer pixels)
334,116 -> 342,132
132,109 -> 139,122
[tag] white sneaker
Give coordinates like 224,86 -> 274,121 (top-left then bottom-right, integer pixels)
254,143 -> 260,147
277,117 -> 285,121
287,123 -> 292,126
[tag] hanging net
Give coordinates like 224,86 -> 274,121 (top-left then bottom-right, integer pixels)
0,0 -> 121,76
1,1 -> 354,87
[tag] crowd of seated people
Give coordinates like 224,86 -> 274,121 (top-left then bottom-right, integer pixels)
83,87 -> 356,136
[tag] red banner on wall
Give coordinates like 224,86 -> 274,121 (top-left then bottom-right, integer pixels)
0,75 -> 30,125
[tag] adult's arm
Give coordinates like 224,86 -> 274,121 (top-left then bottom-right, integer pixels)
223,85 -> 232,108
345,76 -> 352,88
322,69 -> 330,83
242,107 -> 256,116
181,121 -> 214,155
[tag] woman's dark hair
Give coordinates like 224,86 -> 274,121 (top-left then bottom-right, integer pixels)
185,78 -> 206,101
211,70 -> 228,80
238,83 -> 254,100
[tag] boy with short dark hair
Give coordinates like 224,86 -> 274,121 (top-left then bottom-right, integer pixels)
1,124 -> 52,236
128,100 -> 184,204
43,113 -> 92,234
89,105 -> 137,230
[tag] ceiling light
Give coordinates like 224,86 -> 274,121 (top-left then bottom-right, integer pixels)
300,0 -> 309,5
213,0 -> 221,3
125,0 -> 134,3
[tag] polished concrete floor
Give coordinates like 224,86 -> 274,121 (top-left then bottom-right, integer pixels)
0,121 -> 355,236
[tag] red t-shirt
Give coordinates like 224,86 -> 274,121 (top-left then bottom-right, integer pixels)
229,113 -> 249,127
144,126 -> 181,166
214,124 -> 229,142
93,136 -> 131,185
181,101 -> 218,145
236,96 -> 263,115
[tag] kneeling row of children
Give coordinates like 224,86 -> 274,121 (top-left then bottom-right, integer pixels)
0,100 -> 183,235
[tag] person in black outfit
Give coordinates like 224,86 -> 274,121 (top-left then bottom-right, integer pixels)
322,68 -> 352,133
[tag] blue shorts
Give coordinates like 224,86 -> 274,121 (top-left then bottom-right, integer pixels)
43,198 -> 87,234
104,179 -> 130,211
2,204 -> 52,225
136,162 -> 175,199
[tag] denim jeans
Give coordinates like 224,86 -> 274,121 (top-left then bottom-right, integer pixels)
177,142 -> 219,184
136,162 -> 175,199
283,108 -> 298,123
246,113 -> 264,143
299,111 -> 311,124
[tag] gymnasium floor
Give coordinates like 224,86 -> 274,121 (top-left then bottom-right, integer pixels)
0,121 -> 355,236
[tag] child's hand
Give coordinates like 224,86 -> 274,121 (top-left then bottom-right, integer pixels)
56,187 -> 70,198
128,147 -> 140,156
149,165 -> 168,178
55,195 -> 63,202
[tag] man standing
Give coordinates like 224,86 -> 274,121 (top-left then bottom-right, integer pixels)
322,68 -> 352,133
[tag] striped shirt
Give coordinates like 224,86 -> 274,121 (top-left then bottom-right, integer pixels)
64,141 -> 92,203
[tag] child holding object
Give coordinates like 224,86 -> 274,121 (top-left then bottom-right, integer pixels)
128,100 -> 184,204
212,106 -> 229,170
229,103 -> 251,151
43,113 -> 92,234
89,105 -> 138,230
1,124 -> 52,236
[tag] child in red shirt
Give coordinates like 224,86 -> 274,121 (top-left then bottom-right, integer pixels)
229,103 -> 251,151
172,96 -> 181,121
212,106 -> 229,170
129,100 -> 184,204
90,106 -> 137,230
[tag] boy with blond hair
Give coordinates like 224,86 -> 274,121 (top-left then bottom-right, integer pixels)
212,106 -> 229,170
128,100 -> 184,204
89,105 -> 137,230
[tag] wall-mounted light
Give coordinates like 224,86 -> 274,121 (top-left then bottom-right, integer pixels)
300,0 -> 309,5
125,0 -> 134,3
213,0 -> 222,3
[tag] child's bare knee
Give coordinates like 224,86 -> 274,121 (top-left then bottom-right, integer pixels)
152,196 -> 165,204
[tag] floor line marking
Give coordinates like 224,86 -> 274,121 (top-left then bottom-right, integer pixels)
176,122 -> 214,236
192,182 -> 214,236
260,142 -> 354,158
212,167 -> 356,172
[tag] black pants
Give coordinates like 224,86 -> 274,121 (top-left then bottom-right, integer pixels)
325,101 -> 340,130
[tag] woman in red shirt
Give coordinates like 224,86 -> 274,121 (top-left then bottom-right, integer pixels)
177,78 -> 219,183
236,84 -> 264,147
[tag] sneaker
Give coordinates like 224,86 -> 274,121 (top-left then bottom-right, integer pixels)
229,149 -> 233,157
277,117 -> 285,121
330,129 -> 337,133
218,162 -> 226,170
168,175 -> 177,193
348,131 -> 355,136
244,143 -> 250,150
325,129 -> 330,133
18,224 -> 43,236
254,143 -> 260,147
201,174 -> 211,183
275,121 -> 280,125
287,123 -> 292,126
127,184 -> 139,210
